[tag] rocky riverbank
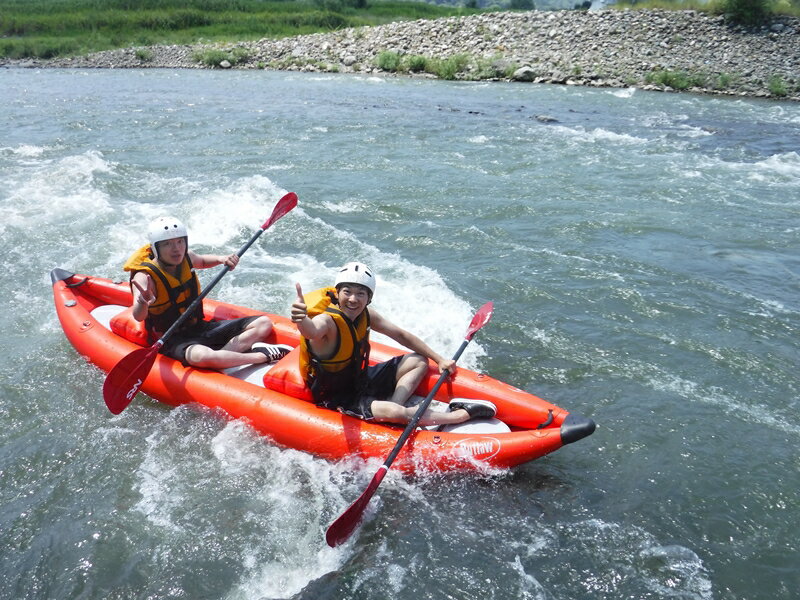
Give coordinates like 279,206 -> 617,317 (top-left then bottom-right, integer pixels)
5,9 -> 799,101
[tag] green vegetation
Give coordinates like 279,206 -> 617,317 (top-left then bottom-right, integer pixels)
374,51 -> 475,80
767,74 -> 788,96
615,0 -> 800,23
193,46 -> 251,67
719,0 -> 773,24
713,72 -> 737,90
0,0 -> 482,60
376,49 -> 403,71
645,69 -> 707,90
135,48 -> 154,61
614,0 -> 720,11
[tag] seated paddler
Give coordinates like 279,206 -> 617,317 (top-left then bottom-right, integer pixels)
290,261 -> 496,425
124,216 -> 289,368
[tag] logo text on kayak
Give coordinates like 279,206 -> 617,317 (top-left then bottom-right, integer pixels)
454,437 -> 501,460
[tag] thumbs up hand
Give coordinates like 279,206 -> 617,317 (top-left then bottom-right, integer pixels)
291,283 -> 308,323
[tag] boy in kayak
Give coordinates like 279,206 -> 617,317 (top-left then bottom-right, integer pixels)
290,262 -> 496,426
125,216 -> 290,369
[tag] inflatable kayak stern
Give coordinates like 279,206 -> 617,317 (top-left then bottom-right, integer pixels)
560,413 -> 596,445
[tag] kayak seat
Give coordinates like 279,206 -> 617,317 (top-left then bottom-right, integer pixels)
262,346 -> 313,402
109,306 -> 149,347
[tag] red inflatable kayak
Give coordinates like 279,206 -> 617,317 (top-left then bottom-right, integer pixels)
51,268 -> 595,473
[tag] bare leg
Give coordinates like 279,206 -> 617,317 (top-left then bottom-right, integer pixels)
219,316 -> 273,353
388,353 -> 429,406
370,400 -> 471,426
185,316 -> 274,368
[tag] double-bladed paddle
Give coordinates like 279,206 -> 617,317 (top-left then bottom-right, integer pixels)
325,300 -> 494,547
102,191 -> 298,415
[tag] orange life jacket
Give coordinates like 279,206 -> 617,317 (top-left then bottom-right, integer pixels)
122,243 -> 202,337
299,287 -> 371,406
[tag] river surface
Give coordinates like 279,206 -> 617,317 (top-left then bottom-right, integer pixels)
1,69 -> 798,600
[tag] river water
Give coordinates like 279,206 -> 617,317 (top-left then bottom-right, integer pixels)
1,69 -> 798,600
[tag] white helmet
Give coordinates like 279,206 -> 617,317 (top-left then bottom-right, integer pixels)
334,262 -> 376,297
148,216 -> 188,260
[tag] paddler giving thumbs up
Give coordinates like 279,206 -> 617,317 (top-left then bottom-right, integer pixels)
289,263 -> 495,426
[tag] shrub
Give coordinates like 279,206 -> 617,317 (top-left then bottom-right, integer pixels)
135,48 -> 154,61
714,72 -> 735,89
767,74 -> 788,96
192,47 -> 249,67
719,0 -> 775,25
429,53 -> 470,80
194,48 -> 225,66
376,50 -> 402,71
0,37 -> 81,59
404,55 -> 428,73
646,69 -> 706,90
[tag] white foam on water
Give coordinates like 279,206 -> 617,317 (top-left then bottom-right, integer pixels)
752,151 -> 800,182
549,124 -> 649,146
675,123 -> 715,138
277,213 -> 489,370
511,555 -> 548,599
694,151 -> 800,188
213,429 -> 412,600
609,87 -> 637,99
182,175 -> 289,250
647,371 -> 800,438
320,198 -> 364,213
1,150 -> 114,234
1,143 -> 48,158
129,414 -> 351,599
562,519 -> 713,599
133,413 -> 190,533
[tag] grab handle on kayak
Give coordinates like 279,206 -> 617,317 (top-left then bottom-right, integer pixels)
66,276 -> 89,288
536,409 -> 554,430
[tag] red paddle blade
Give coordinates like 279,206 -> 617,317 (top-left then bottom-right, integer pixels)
102,345 -> 158,414
263,192 -> 298,230
465,301 -> 493,341
326,466 -> 388,547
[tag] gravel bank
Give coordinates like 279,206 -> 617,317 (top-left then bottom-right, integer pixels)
5,9 -> 799,101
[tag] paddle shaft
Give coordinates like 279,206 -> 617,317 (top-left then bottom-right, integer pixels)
325,301 -> 493,547
382,338 -> 470,467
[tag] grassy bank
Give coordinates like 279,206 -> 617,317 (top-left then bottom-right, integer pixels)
0,0 -> 483,59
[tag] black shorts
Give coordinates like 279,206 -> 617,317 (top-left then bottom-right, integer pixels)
160,316 -> 259,366
336,355 -> 404,421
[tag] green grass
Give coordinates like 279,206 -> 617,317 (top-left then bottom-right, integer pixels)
645,69 -> 707,90
613,0 -> 800,20
193,46 -> 251,67
374,51 -> 479,81
768,74 -> 788,97
0,0 -> 483,59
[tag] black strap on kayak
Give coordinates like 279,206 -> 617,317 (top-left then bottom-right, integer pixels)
536,408 -> 554,430
65,276 -> 89,288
